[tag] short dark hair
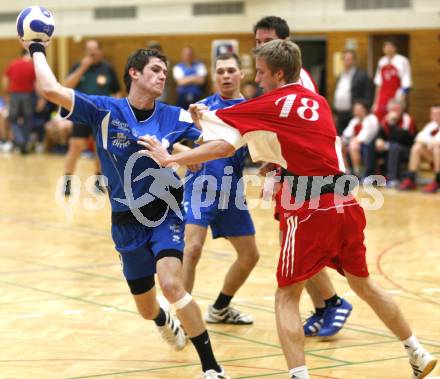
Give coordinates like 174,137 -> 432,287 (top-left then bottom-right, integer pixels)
383,37 -> 397,48
352,99 -> 369,112
253,16 -> 290,39
123,48 -> 167,92
343,49 -> 357,60
253,39 -> 302,83
84,39 -> 101,49
216,53 -> 241,68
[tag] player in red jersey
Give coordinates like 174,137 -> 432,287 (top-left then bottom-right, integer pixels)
254,16 -> 353,338
372,38 -> 412,120
140,40 -> 437,379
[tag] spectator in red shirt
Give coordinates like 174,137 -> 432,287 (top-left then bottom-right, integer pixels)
2,49 -> 36,154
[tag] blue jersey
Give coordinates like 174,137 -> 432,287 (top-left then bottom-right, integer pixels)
185,93 -> 248,192
174,61 -> 205,98
61,91 -> 201,213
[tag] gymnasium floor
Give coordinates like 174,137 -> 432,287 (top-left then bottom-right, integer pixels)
0,154 -> 439,378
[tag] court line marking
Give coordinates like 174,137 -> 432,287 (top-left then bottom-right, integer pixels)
63,351 -> 440,379
233,350 -> 440,379
193,292 -> 440,345
0,258 -> 438,351
1,272 -> 437,351
1,217 -> 438,376
376,232 -> 440,306
0,253 -> 430,344
1,276 -> 428,372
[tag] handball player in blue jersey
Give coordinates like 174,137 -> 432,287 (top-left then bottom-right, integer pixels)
182,53 -> 259,325
21,38 -> 229,379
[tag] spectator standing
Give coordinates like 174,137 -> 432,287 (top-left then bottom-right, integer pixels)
333,49 -> 374,135
0,96 -> 12,153
373,38 -> 411,120
62,39 -> 121,196
173,46 -> 207,109
2,49 -> 35,154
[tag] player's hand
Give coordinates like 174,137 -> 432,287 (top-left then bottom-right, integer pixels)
189,103 -> 208,129
18,37 -> 50,51
259,162 -> 277,176
187,163 -> 202,172
426,140 -> 436,151
260,174 -> 282,200
80,55 -> 94,69
138,136 -> 172,167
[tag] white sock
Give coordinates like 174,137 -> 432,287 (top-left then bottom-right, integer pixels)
289,365 -> 309,379
403,334 -> 421,357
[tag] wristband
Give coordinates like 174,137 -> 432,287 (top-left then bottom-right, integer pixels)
29,43 -> 46,57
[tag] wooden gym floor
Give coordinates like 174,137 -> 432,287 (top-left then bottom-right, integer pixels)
0,154 -> 438,379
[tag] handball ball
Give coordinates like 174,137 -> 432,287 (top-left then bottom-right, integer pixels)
16,6 -> 55,42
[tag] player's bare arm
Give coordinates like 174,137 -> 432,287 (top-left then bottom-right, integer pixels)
19,39 -> 73,112
172,142 -> 202,172
138,136 -> 235,167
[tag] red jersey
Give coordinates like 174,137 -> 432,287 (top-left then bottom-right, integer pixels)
381,113 -> 416,137
299,68 -> 318,93
5,58 -> 35,93
374,54 -> 411,119
201,83 -> 345,176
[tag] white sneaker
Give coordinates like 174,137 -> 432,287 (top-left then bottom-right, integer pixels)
156,296 -> 187,351
2,141 -> 13,153
202,366 -> 230,379
205,305 -> 253,325
410,347 -> 437,379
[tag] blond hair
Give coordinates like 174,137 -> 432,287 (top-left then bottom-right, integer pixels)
253,39 -> 302,83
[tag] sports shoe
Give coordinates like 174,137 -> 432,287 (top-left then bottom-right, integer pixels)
205,305 -> 253,324
303,312 -> 324,336
94,176 -> 106,194
202,366 -> 230,379
421,180 -> 440,194
409,347 -> 437,379
1,141 -> 13,153
63,177 -> 71,197
386,179 -> 399,189
316,298 -> 352,337
399,177 -> 417,191
157,310 -> 187,350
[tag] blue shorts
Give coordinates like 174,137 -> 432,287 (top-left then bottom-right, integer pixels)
184,188 -> 255,239
111,211 -> 184,280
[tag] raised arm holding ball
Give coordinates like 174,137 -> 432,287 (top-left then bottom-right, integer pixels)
17,7 -> 230,379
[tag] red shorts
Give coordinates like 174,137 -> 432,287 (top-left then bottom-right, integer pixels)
274,188 -> 282,222
274,181 -> 290,224
277,193 -> 369,287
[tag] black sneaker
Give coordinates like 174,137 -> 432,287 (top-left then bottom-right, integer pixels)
64,177 -> 71,197
94,177 -> 106,194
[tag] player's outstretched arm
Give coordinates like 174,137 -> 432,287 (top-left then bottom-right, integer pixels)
138,136 -> 235,167
19,39 -> 73,112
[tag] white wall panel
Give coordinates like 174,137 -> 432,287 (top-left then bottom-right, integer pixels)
0,0 -> 438,38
